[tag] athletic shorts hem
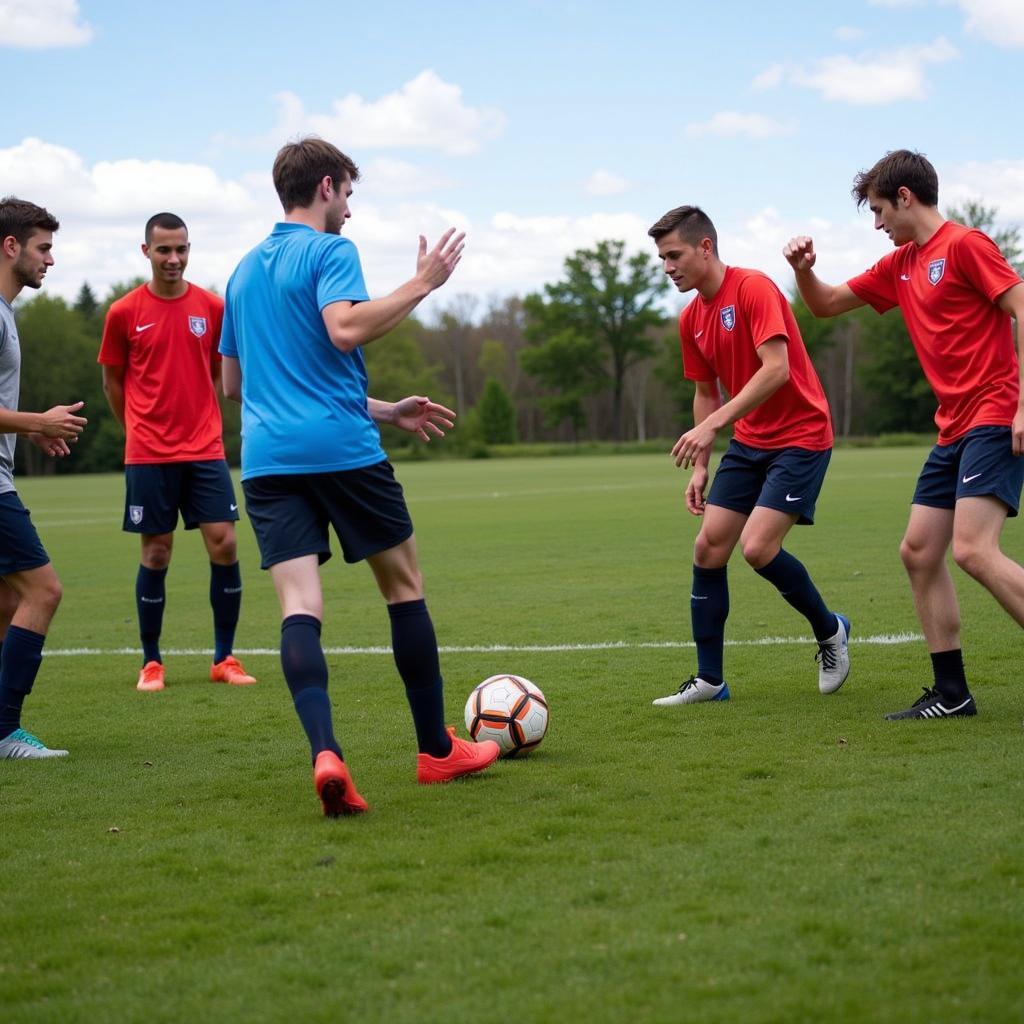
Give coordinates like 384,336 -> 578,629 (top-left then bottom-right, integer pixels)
259,544 -> 332,572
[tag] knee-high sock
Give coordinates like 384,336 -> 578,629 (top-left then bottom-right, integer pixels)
388,599 -> 451,758
210,561 -> 242,663
691,564 -> 729,683
754,549 -> 837,641
136,565 -> 167,665
281,614 -> 342,761
0,626 -> 45,739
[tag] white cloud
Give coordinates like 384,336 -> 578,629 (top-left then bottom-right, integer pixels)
943,158 -> 1024,220
956,0 -> 1024,48
835,26 -> 866,41
685,111 -> 795,139
583,170 -> 631,196
757,37 -> 958,105
0,0 -> 92,48
723,207 -> 893,297
272,70 -> 506,156
359,157 -> 454,197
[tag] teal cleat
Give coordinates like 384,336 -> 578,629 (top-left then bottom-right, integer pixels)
0,728 -> 69,759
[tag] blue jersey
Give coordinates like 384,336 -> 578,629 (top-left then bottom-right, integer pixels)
220,223 -> 385,480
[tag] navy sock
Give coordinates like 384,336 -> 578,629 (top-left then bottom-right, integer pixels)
931,649 -> 968,701
388,599 -> 451,757
691,564 -> 729,683
210,561 -> 242,663
281,614 -> 342,761
136,565 -> 167,665
754,550 -> 837,641
0,626 -> 46,739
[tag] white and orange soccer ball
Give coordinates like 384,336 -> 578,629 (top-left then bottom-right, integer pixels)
464,674 -> 549,758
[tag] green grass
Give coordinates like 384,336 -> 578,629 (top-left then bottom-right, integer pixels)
2,450 -> 1023,1024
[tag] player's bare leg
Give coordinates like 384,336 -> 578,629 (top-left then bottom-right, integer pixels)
952,496 -> 1024,627
888,504 -> 975,720
900,505 -> 959,651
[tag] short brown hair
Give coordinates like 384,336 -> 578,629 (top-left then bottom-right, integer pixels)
852,150 -> 938,209
272,136 -> 361,212
0,196 -> 59,246
647,205 -> 718,256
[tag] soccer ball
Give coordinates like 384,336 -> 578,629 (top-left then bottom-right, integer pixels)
464,674 -> 548,758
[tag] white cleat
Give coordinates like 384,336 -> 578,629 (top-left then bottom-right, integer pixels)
0,728 -> 69,759
817,614 -> 851,694
652,676 -> 730,706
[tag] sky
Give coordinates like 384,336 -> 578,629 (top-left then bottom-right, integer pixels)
3,0 -> 1023,319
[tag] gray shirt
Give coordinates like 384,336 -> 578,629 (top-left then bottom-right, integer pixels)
0,296 -> 21,494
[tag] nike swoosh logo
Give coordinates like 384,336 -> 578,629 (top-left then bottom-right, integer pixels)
690,594 -> 708,600
695,330 -> 704,338
135,323 -> 156,332
900,274 -> 911,281
785,494 -> 802,502
962,473 -> 982,484
230,503 -> 238,511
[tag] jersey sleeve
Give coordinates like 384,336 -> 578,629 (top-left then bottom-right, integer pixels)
955,229 -> 1023,303
847,250 -> 901,314
97,301 -> 129,366
738,275 -> 790,348
317,238 -> 371,311
679,310 -> 716,382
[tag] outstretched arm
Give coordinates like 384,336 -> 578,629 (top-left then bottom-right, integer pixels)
322,229 -> 466,352
367,396 -> 456,442
997,282 -> 1024,455
672,339 -> 791,472
783,236 -> 866,318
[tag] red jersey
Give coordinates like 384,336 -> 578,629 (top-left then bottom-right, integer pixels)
98,283 -> 225,464
847,221 -> 1022,444
680,266 -> 833,451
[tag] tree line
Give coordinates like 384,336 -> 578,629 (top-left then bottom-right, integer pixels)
11,203 -> 1021,475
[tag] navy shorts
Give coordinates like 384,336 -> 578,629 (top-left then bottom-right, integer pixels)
242,460 -> 414,570
0,491 -> 50,576
913,425 -> 1024,517
124,460 -> 239,534
707,440 -> 832,525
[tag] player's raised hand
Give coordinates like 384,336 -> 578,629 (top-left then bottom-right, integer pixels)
391,395 -> 457,441
39,401 -> 87,440
783,236 -> 816,273
416,228 -> 466,291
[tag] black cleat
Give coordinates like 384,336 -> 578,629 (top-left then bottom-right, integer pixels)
884,686 -> 977,721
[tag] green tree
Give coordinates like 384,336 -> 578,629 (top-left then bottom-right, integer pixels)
946,200 -> 1023,275
519,328 -> 603,438
476,377 -> 517,444
362,319 -> 450,453
522,240 -> 669,440
14,294 -> 114,475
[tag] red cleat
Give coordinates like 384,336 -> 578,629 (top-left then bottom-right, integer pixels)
417,727 -> 500,784
313,750 -> 368,817
136,661 -> 165,692
210,655 -> 257,686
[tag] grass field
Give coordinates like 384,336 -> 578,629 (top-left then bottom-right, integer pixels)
2,449 -> 1023,1024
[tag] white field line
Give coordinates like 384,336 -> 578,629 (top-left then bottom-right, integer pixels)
44,632 -> 923,657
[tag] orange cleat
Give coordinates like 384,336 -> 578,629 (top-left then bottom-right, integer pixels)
313,750 -> 368,817
417,726 -> 500,784
210,655 -> 257,686
136,661 -> 166,692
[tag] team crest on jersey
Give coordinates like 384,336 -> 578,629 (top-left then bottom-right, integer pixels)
129,505 -> 144,525
720,305 -> 736,332
189,316 -> 208,338
928,259 -> 945,286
